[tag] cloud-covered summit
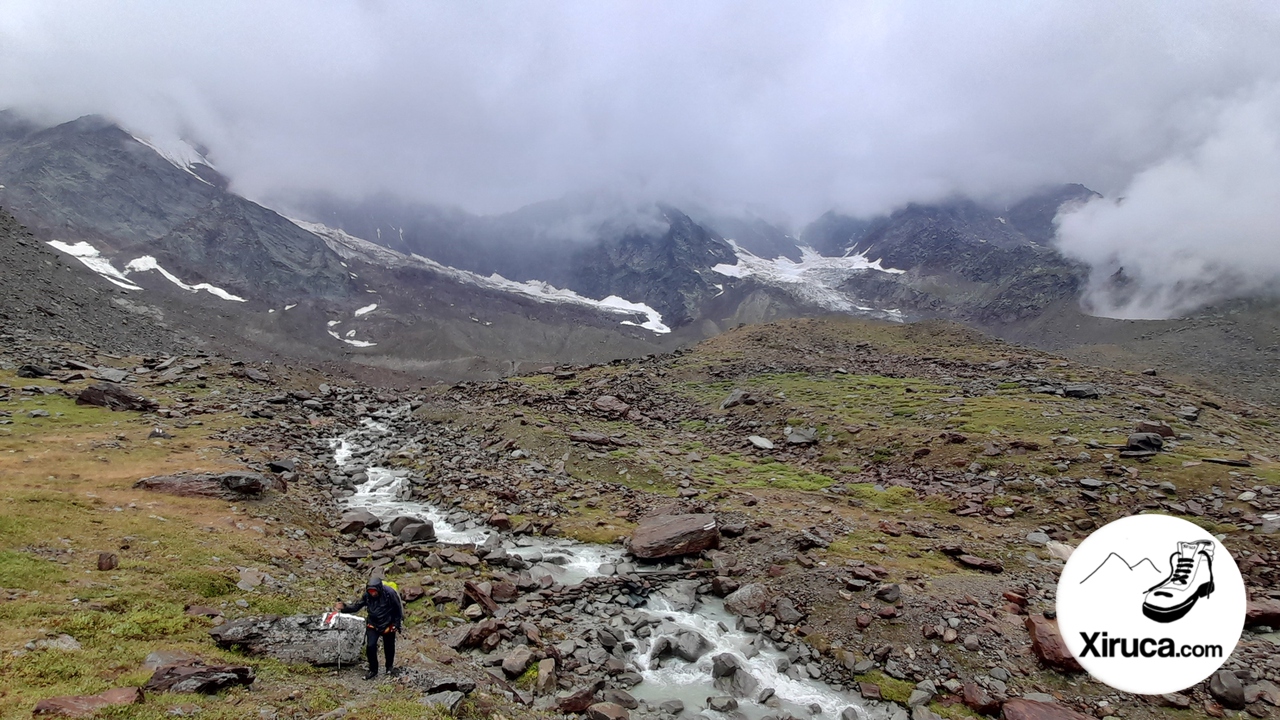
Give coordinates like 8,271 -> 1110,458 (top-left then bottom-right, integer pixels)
3,1 -> 1279,317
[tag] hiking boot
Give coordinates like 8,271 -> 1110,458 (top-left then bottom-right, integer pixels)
363,670 -> 379,680
386,667 -> 400,678
1142,540 -> 1215,623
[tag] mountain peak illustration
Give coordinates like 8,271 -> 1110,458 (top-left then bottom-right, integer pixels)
1080,552 -> 1163,584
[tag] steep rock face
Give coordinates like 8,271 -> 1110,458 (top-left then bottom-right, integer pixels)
136,196 -> 352,300
854,199 -> 1051,276
691,210 -> 803,261
290,192 -> 648,286
0,109 -> 41,154
799,211 -> 875,257
1004,183 -> 1100,244
0,115 -> 352,302
566,207 -> 735,327
808,188 -> 1094,325
295,194 -> 735,328
0,115 -> 221,242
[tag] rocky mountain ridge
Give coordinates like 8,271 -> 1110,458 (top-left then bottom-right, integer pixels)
3,111 -> 1279,407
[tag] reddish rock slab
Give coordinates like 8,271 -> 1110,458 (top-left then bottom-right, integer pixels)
184,605 -> 222,618
555,686 -> 599,713
32,687 -> 144,717
1246,599 -> 1280,628
586,701 -> 630,720
145,663 -> 254,693
963,683 -> 1001,716
76,383 -> 157,412
490,581 -> 518,603
1024,615 -> 1083,673
592,396 -> 631,416
444,618 -> 503,650
1135,421 -> 1175,438
464,580 -> 499,616
628,514 -> 719,559
134,472 -> 281,500
957,554 -> 1004,573
1002,699 -> 1092,720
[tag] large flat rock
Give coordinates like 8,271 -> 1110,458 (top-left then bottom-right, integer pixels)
134,472 -> 282,500
628,514 -> 719,559
208,614 -> 363,665
32,688 -> 144,717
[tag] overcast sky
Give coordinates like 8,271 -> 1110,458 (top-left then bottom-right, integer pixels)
3,1 -> 1279,317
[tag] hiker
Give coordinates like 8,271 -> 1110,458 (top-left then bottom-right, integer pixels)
335,577 -> 404,679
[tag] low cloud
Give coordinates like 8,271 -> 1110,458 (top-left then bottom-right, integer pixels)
1055,84 -> 1280,319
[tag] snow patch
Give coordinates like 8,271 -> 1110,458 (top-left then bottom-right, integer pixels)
123,256 -> 246,302
296,219 -> 672,334
354,303 -> 377,317
47,241 -> 246,302
714,242 -> 904,320
131,135 -> 214,184
327,330 -> 376,347
599,296 -> 671,334
284,303 -> 297,310
46,241 -> 141,290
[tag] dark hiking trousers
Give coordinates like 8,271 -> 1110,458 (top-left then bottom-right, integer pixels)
365,627 -> 395,674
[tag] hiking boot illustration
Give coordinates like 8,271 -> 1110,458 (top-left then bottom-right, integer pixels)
1142,540 -> 1215,623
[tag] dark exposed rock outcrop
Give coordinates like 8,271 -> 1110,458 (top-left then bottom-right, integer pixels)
208,614 -> 364,666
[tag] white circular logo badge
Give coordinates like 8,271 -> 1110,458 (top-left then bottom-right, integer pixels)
1056,514 -> 1245,695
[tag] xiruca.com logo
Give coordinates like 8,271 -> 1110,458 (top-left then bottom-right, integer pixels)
1056,514 -> 1245,695
1077,632 -> 1222,659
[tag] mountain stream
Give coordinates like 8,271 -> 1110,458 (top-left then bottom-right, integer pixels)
331,413 -> 869,719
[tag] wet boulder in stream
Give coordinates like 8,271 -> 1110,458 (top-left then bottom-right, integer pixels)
387,515 -> 424,535
651,629 -> 712,663
654,580 -> 700,612
711,653 -> 759,698
338,510 -> 381,534
628,514 -> 719,559
398,522 -> 435,543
